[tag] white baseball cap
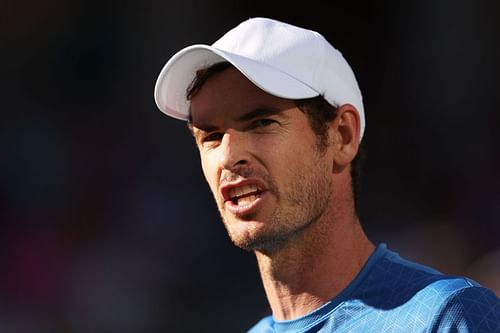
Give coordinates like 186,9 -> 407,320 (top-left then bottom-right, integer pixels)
154,17 -> 366,140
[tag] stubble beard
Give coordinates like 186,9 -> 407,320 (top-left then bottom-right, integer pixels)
218,161 -> 332,255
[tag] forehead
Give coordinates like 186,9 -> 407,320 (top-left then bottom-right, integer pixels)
189,67 -> 295,125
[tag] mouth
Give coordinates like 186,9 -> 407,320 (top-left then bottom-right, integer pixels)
220,181 -> 267,215
228,184 -> 263,206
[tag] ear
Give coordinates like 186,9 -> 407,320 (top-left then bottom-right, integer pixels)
328,104 -> 361,168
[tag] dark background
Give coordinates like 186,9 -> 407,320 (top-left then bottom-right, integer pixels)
1,1 -> 499,332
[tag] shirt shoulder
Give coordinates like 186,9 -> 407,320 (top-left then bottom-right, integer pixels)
430,285 -> 500,332
346,245 -> 500,331
351,246 -> 453,308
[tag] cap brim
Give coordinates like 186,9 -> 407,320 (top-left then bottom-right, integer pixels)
154,44 -> 319,120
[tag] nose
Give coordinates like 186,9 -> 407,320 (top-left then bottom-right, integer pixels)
218,129 -> 249,171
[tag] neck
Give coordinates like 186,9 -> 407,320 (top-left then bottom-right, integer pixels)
255,212 -> 374,320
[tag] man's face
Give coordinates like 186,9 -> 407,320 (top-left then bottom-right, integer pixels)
190,68 -> 334,253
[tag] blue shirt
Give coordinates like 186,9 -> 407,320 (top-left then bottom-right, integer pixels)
247,244 -> 500,332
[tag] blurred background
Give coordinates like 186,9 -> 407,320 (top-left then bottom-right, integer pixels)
1,0 -> 499,332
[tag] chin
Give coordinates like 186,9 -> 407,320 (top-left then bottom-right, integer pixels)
222,213 -> 285,252
226,223 -> 264,250
228,228 -> 288,254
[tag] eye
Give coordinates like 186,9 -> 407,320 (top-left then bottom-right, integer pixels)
252,118 -> 277,128
202,132 -> 223,143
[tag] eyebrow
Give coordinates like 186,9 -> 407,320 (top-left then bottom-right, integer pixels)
236,106 -> 285,122
189,124 -> 215,142
191,106 -> 288,139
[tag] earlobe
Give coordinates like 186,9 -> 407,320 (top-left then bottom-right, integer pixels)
331,104 -> 361,168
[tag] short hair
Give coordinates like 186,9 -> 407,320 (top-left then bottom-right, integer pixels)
294,96 -> 365,213
186,62 -> 365,212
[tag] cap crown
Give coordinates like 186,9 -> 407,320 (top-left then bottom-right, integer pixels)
154,17 -> 365,139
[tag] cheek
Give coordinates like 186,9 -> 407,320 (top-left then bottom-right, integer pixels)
200,152 -> 220,193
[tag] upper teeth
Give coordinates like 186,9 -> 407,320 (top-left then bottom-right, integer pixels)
229,184 -> 260,199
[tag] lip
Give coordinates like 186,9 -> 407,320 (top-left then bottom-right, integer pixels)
220,179 -> 268,216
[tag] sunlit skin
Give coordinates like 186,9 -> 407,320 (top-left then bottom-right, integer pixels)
189,67 -> 375,320
191,76 -> 333,254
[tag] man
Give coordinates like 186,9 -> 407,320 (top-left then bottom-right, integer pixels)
154,17 -> 499,332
